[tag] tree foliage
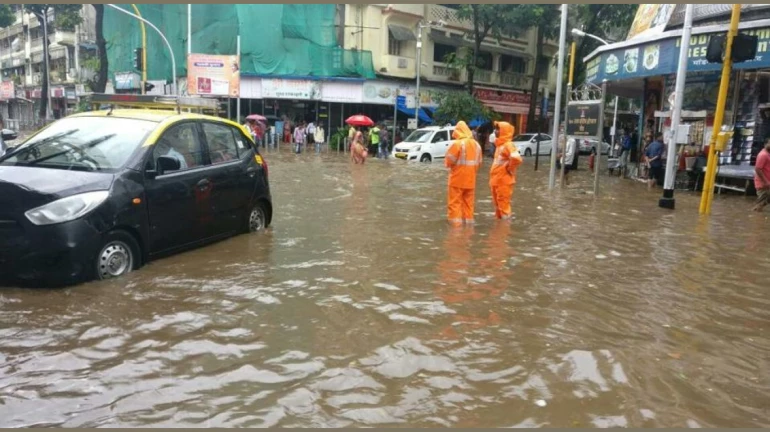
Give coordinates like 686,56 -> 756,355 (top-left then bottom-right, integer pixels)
452,5 -> 516,94
572,4 -> 637,84
0,5 -> 15,28
501,5 -> 560,132
431,90 -> 498,126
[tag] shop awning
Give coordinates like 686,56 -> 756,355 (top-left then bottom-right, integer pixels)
388,24 -> 416,42
397,105 -> 432,123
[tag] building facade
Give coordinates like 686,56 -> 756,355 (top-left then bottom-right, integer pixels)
0,5 -> 96,128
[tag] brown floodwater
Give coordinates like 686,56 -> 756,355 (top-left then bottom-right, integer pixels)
1,150 -> 768,427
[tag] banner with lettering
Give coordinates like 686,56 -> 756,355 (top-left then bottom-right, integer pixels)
586,27 -> 770,84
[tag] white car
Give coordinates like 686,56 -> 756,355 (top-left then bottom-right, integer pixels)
577,138 -> 611,155
512,133 -> 553,157
392,126 -> 455,163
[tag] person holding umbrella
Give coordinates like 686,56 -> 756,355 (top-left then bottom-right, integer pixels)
346,114 -> 374,161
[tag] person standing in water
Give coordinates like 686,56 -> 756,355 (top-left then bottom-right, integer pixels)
489,121 -> 523,220
445,121 -> 482,226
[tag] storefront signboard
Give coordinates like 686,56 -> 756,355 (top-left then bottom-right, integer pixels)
187,53 -> 240,97
474,87 -> 532,115
587,27 -> 770,85
0,81 -> 14,100
566,102 -> 601,137
362,80 -> 437,107
321,81 -> 363,103
262,78 -> 321,100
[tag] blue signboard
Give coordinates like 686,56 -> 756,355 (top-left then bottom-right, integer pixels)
586,27 -> 770,84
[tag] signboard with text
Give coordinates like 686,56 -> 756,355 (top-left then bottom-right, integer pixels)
566,102 -> 601,138
627,4 -> 675,40
262,78 -> 321,100
587,27 -> 770,84
0,81 -> 14,100
187,54 -> 240,97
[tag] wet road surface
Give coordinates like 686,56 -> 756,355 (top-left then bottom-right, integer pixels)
1,151 -> 768,427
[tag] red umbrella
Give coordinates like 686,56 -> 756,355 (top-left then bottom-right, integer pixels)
345,114 -> 374,127
246,114 -> 267,123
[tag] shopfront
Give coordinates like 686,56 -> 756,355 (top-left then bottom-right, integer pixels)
584,20 -> 770,172
473,87 -> 533,134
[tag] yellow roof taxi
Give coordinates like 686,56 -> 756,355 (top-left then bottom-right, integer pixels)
0,94 -> 272,286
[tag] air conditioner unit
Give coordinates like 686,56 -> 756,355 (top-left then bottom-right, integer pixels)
33,73 -> 41,84
397,58 -> 408,69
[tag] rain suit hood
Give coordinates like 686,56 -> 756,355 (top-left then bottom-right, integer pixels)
494,121 -> 515,148
452,121 -> 473,140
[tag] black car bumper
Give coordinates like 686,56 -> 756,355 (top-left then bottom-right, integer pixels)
0,218 -> 102,287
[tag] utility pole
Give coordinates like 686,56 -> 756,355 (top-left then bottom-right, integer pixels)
560,40 -> 576,186
42,8 -> 53,120
699,4 -> 742,215
659,4 -> 693,210
548,4 -> 568,190
415,22 -> 422,126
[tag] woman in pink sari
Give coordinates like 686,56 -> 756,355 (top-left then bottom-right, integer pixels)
350,130 -> 367,164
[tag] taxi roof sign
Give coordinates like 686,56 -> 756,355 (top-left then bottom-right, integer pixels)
88,93 -> 220,113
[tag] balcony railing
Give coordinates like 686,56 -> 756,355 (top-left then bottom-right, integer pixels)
474,69 -> 493,83
432,64 -> 462,81
500,72 -> 533,90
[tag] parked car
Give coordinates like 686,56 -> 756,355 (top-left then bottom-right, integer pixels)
512,133 -> 553,157
0,95 -> 272,287
578,138 -> 611,155
392,125 -> 455,163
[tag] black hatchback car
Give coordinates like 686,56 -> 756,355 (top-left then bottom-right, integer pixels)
0,106 -> 272,286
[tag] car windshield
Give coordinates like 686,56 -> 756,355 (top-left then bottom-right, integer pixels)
0,116 -> 156,172
513,134 -> 534,142
403,130 -> 433,143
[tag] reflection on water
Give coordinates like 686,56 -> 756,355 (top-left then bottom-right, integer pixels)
1,152 -> 768,427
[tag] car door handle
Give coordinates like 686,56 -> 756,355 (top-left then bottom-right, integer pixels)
197,179 -> 211,190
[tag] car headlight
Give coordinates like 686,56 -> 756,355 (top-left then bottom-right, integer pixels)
411,146 -> 421,153
25,191 -> 110,226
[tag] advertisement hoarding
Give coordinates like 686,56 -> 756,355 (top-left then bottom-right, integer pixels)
187,54 -> 240,97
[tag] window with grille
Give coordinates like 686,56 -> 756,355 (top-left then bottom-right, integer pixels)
434,43 -> 454,63
501,55 -> 526,74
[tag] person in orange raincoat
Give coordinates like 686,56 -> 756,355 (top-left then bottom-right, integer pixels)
489,121 -> 523,220
445,121 -> 482,226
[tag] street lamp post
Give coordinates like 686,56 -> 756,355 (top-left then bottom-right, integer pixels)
42,10 -> 53,120
571,29 -> 619,161
415,20 -> 444,126
106,4 -> 178,95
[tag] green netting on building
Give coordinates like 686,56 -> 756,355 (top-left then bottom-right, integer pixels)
104,4 -> 376,86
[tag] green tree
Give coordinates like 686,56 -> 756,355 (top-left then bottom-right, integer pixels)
432,90 -> 497,126
572,4 -> 637,84
452,5 -> 516,95
26,4 -> 83,119
0,5 -> 15,28
501,5 -> 560,132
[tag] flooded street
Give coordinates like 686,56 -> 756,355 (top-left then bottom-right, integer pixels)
1,151 -> 768,427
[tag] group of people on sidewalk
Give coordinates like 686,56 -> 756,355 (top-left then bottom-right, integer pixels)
348,124 -> 391,161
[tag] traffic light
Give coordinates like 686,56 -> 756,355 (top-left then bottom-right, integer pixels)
732,33 -> 758,63
133,47 -> 143,71
706,32 -> 758,64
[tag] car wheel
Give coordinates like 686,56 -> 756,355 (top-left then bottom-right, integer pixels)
96,231 -> 139,280
524,148 -> 532,157
420,154 -> 431,163
246,202 -> 267,233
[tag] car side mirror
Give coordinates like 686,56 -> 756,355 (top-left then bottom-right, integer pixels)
147,155 -> 181,179
2,129 -> 18,142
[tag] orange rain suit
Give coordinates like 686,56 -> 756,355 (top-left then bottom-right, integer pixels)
489,122 -> 523,219
445,121 -> 482,226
